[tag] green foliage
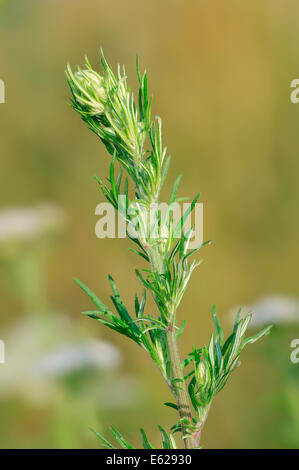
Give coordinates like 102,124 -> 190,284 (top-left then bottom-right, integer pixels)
184,306 -> 272,425
66,52 -> 166,204
76,276 -> 171,383
66,50 -> 272,449
91,425 -> 177,449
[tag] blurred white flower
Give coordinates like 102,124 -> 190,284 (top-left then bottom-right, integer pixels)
229,295 -> 299,327
34,340 -> 121,378
0,203 -> 65,243
0,314 -> 121,405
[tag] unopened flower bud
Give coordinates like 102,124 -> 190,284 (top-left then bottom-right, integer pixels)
197,361 -> 209,387
67,65 -> 107,117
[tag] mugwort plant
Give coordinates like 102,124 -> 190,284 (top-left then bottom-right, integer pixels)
66,51 -> 271,449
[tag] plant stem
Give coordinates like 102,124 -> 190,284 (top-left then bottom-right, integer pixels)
192,405 -> 210,448
166,323 -> 193,449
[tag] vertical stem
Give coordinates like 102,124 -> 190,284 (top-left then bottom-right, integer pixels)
148,237 -> 193,448
192,405 -> 210,448
166,323 -> 193,449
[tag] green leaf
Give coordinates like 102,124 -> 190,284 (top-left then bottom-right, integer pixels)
82,310 -> 106,319
169,433 -> 177,449
176,319 -> 186,339
211,305 -> 223,346
94,174 -> 115,206
164,402 -> 178,411
129,248 -> 150,262
138,289 -> 146,317
182,239 -> 211,261
143,73 -> 148,117
108,275 -> 139,333
241,324 -> 272,348
134,295 -> 141,318
116,166 -> 123,194
110,426 -> 134,449
168,174 -> 182,205
140,429 -> 153,449
172,378 -> 184,384
160,155 -> 171,189
233,307 -> 242,332
188,375 -> 199,411
75,278 -> 109,312
173,192 -> 200,238
109,156 -> 117,202
158,425 -> 171,449
90,428 -> 116,449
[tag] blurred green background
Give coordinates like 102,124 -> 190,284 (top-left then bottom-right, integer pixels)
0,0 -> 298,448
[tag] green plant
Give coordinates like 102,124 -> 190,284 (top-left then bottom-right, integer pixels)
66,51 -> 271,449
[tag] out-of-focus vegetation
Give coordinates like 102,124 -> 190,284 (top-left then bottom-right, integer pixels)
0,0 -> 298,448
